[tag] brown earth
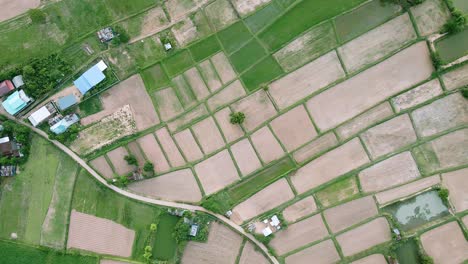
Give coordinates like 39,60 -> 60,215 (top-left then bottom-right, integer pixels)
191,117 -> 225,154
173,129 -> 204,162
282,196 -> 317,223
238,242 -> 270,264
106,147 -> 135,175
0,0 -> 40,22
231,90 -> 278,132
137,133 -> 170,173
90,156 -> 114,179
207,80 -> 246,111
230,138 -> 262,176
250,126 -> 284,164
375,175 -> 440,205
285,239 -> 340,264
214,107 -> 245,143
391,79 -> 443,112
293,132 -> 338,163
211,52 -> 237,84
442,168 -> 468,212
155,127 -> 186,167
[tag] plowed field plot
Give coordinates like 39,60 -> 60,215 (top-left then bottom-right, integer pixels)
207,80 -> 246,111
442,63 -> 468,90
442,168 -> 468,212
174,129 -> 204,162
232,90 -> 277,131
238,242 -> 270,264
191,117 -> 225,154
106,147 -> 135,175
127,142 -> 146,166
231,139 -> 262,176
375,175 -> 440,205
211,52 -> 237,83
172,75 -> 197,108
350,254 -> 387,264
285,239 -> 340,264
391,79 -> 443,112
165,0 -> 197,21
155,127 -> 186,167
282,196 -> 317,222
168,104 -> 210,132
90,156 -> 114,179
183,67 -> 210,100
250,126 -> 285,164
204,0 -> 239,30
0,0 -> 40,22
421,222 -> 468,264
293,132 -> 339,163
137,133 -> 170,173
411,0 -> 451,36
215,108 -> 245,143
324,196 -> 378,233
199,59 -> 223,92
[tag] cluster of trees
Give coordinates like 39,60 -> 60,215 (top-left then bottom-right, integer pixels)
443,0 -> 467,34
48,124 -> 80,145
124,154 -> 155,176
28,9 -> 47,24
173,212 -> 210,243
111,26 -> 130,45
0,118 -> 31,165
229,112 -> 245,125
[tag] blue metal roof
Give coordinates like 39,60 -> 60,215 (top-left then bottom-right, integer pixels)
73,64 -> 106,95
50,114 -> 80,134
2,91 -> 28,115
57,94 -> 77,110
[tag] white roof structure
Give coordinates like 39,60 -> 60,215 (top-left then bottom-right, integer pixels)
12,75 -> 24,88
164,43 -> 172,51
96,60 -> 108,71
262,227 -> 273,237
271,215 -> 280,227
0,137 -> 10,144
28,105 -> 54,127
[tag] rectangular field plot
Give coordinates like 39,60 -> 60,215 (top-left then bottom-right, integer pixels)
285,240 -> 340,264
153,87 -> 184,121
189,35 -> 222,62
155,127 -> 186,167
435,27 -> 468,63
232,0 -> 272,16
293,132 -> 339,163
204,0 -> 239,30
191,117 -> 225,154
106,147 -> 135,175
241,56 -> 284,92
334,0 -> 401,43
137,133 -> 170,173
411,0 -> 451,36
165,0 -> 196,21
162,50 -> 194,76
315,176 -> 359,207
168,104 -> 209,132
238,242 -> 270,264
217,21 -> 253,54
375,175 -> 440,205
282,197 -> 317,223
206,80 -> 246,111
244,1 -> 283,33
183,68 -> 210,100
141,63 -> 171,92
172,75 -> 197,108
211,52 -> 237,83
421,222 -> 468,264
391,79 -> 443,112
442,63 -> 468,90
229,39 -> 267,73
442,168 -> 468,212
199,59 -> 223,92
231,90 -> 278,131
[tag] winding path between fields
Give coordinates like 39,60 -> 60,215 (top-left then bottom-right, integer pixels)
4,113 -> 279,264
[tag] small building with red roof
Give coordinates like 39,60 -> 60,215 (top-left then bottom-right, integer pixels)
0,80 -> 15,97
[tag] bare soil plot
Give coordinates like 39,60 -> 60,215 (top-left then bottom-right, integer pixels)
182,222 -> 243,264
442,168 -> 468,212
137,133 -> 170,173
90,156 -> 114,179
270,105 -> 318,151
336,217 -> 391,257
155,127 -> 186,167
411,93 -> 468,137
361,114 -> 417,159
421,221 -> 468,264
106,147 -> 135,175
338,14 -> 417,73
411,0 -> 451,36
324,196 -> 378,233
293,132 -> 338,163
167,104 -> 209,132
231,90 -> 277,131
128,169 -> 202,202
194,150 -> 240,195
81,75 -> 159,131
127,142 -> 146,166
184,67 -> 210,100
232,0 -> 271,16
230,139 -> 262,176
191,117 -> 225,154
270,214 -> 329,255
199,59 -> 223,92
463,215 -> 468,229
211,52 -> 237,84
174,129 -> 204,162
336,102 -> 394,140
67,210 -> 135,257
391,79 -> 443,112
269,51 -> 345,110
307,42 -> 433,131
130,7 -> 169,41
291,138 -> 370,194
250,126 -> 284,164
165,0 -> 196,21
359,152 -> 420,192
153,87 -> 184,121
282,196 -> 317,223
285,239 -> 340,264
214,107 -> 244,143
231,179 -> 294,224
0,0 -> 40,22
238,242 -> 270,264
204,0 -> 239,30
442,63 -> 468,90
375,175 -> 440,205
207,80 -> 246,111
172,18 -> 199,46
316,176 -> 360,207
350,254 -> 387,264
172,75 -> 197,108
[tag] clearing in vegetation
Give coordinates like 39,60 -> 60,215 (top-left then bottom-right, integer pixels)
315,176 -> 359,207
240,56 -> 284,92
229,39 -> 267,73
204,0 -> 239,30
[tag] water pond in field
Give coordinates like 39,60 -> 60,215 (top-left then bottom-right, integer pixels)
395,239 -> 420,264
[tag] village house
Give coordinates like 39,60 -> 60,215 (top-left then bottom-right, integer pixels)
56,94 -> 78,111
0,136 -> 21,157
73,60 -> 108,95
2,90 -> 32,115
50,114 -> 80,134
28,102 -> 57,127
0,80 -> 15,97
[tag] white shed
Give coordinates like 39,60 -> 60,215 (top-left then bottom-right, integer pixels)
12,75 -> 24,88
28,103 -> 56,127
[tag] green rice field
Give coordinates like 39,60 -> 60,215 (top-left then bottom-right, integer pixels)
435,28 -> 468,63
162,50 -> 194,76
141,64 -> 171,92
153,214 -> 180,260
244,1 -> 284,33
217,22 -> 253,54
240,56 -> 284,92
189,35 -> 222,62
229,39 -> 267,73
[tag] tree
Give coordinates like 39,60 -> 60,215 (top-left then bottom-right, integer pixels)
143,161 -> 154,172
143,245 -> 152,262
430,52 -> 443,70
437,187 -> 450,205
112,26 -> 130,45
443,11 -> 466,34
150,223 -> 157,232
29,9 -> 46,24
461,86 -> 468,99
124,154 -> 137,165
229,112 -> 245,125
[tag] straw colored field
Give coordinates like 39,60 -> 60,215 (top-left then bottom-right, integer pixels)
207,80 -> 246,111
421,222 -> 468,264
211,52 -> 237,83
442,63 -> 468,90
165,0 -> 197,21
411,0 -> 450,36
238,242 -> 270,264
119,7 -> 169,41
442,168 -> 468,212
375,175 -> 440,205
391,79 -> 443,112
285,239 -> 340,264
282,196 -> 317,223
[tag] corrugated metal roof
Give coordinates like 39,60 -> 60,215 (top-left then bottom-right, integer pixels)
73,61 -> 107,95
57,94 -> 78,110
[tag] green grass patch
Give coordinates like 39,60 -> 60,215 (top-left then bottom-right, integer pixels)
128,37 -> 167,69
189,35 -> 222,62
315,176 -> 359,207
162,50 -> 194,76
104,46 -> 137,79
274,0 -> 298,9
153,214 -> 179,260
435,27 -> 468,63
244,2 -> 283,33
58,36 -> 104,72
217,21 -> 253,54
172,75 -> 197,107
141,63 -> 171,92
79,96 -> 103,117
258,0 -> 368,51
334,0 -> 401,43
229,39 -> 267,73
240,56 -> 284,92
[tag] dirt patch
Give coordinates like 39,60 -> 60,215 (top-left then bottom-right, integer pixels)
194,150 -> 239,195
293,132 -> 338,163
250,126 -> 284,164
442,63 -> 468,90
270,51 -> 345,110
411,93 -> 468,137
172,18 -> 199,46
184,67 -> 210,100
421,221 -> 468,264
238,242 -> 270,264
361,114 -> 417,159
154,87 -> 184,121
291,138 -> 370,194
282,196 -> 317,223
375,175 -> 440,205
285,239 -> 340,264
324,196 -> 378,233
191,117 -> 225,154
106,147 -> 135,175
463,215 -> 468,229
90,156 -> 114,179
165,0 -> 196,21
204,0 -> 239,30
442,168 -> 468,212
127,142 -> 146,166
270,105 -> 318,151
133,7 -> 169,41
270,214 -> 328,255
155,127 -> 186,167
137,133 -> 170,173
232,90 -> 277,131
199,59 -> 223,92
128,169 -> 202,202
411,0 -> 451,36
231,0 -> 271,16
0,0 -> 40,22
67,210 -> 135,257
350,254 -> 387,264
214,107 -> 244,143
207,80 -> 246,111
307,42 -> 433,131
316,176 -> 359,208
391,79 -> 443,112
181,222 -> 243,264
337,217 -> 391,257
168,104 -> 209,132
211,52 -> 237,84
230,139 -> 262,176
174,129 -> 204,162
231,179 -> 294,224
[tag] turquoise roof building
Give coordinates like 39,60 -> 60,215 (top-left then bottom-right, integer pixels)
50,114 -> 80,134
2,90 -> 32,115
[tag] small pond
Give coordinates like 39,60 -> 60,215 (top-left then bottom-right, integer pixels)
395,239 -> 420,264
383,190 -> 449,231
153,214 -> 180,260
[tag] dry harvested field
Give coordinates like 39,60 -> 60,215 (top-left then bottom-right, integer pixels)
232,0 -> 271,16
391,79 -> 443,112
291,138 -> 370,194
323,196 -> 378,233
282,196 -> 317,223
207,80 -> 246,111
154,87 -> 184,121
442,63 -> 468,90
181,222 -> 243,264
231,179 -> 294,224
375,175 -> 440,205
194,150 -> 240,195
204,0 -> 238,30
184,67 -> 210,100
165,0 -> 197,21
238,242 -> 270,264
270,105 -> 318,151
230,139 -> 262,176
359,152 -> 420,192
338,14 -> 417,73
360,114 -> 417,159
211,52 -> 237,84
130,7 -> 169,41
215,107 -> 245,143
293,132 -> 338,163
0,0 -> 40,22
168,104 -> 209,132
285,239 -> 340,264
411,0 -> 451,36
421,221 -> 468,264
128,169 -> 202,202
90,156 -> 114,179
81,75 -> 159,131
350,254 -> 388,264
442,168 -> 468,212
336,217 -> 391,257
191,117 -> 225,154
174,129 -> 204,162
250,126 -> 284,164
67,210 -> 135,257
307,42 -> 433,131
199,59 -> 223,92
172,18 -> 199,46
137,133 -> 170,173
155,127 -> 186,167
106,147 -> 135,175
270,214 -> 329,255
411,93 -> 468,137
231,90 -> 278,131
127,141 -> 146,166
269,51 -> 345,110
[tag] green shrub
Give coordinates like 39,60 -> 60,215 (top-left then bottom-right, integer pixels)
443,11 -> 466,34
28,9 -> 46,24
112,26 -> 130,45
431,51 -> 443,70
124,154 -> 137,165
254,233 -> 274,244
437,187 -> 450,205
112,175 -> 129,187
419,252 -> 434,264
229,112 -> 246,125
461,86 -> 468,99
